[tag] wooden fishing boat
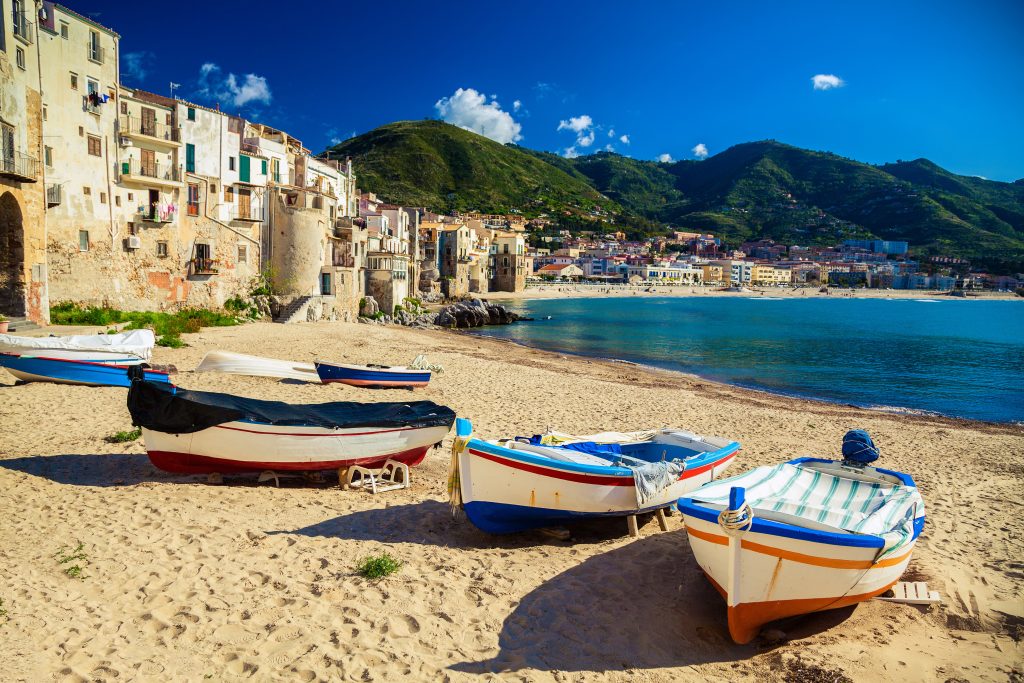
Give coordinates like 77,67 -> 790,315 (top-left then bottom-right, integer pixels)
677,431 -> 925,644
0,330 -> 166,387
196,350 -> 319,382
314,360 -> 431,388
448,418 -> 741,534
127,374 -> 455,474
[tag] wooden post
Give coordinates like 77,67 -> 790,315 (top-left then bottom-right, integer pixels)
338,466 -> 350,490
627,514 -> 639,538
655,508 -> 669,531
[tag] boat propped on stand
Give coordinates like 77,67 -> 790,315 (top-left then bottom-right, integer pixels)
677,430 -> 925,644
448,418 -> 741,534
0,330 -> 170,387
126,373 -> 456,475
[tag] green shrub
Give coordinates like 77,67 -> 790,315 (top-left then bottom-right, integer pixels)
105,428 -> 141,443
50,302 -> 239,337
156,334 -> 185,348
356,553 -> 402,580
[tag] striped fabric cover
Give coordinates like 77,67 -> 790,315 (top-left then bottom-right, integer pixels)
691,464 -> 923,555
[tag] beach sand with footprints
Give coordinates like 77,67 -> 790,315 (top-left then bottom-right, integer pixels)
0,321 -> 1021,681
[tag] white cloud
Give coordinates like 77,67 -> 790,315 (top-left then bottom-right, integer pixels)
608,128 -> 616,138
434,87 -> 523,144
692,143 -> 709,159
620,134 -> 630,144
563,146 -> 580,159
196,63 -> 272,108
604,143 -> 615,152
557,115 -> 593,134
812,74 -> 844,91
122,51 -> 152,82
513,99 -> 522,112
658,153 -> 674,163
578,130 -> 595,148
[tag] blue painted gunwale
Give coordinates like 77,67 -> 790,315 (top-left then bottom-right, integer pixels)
465,435 -> 742,479
678,457 -> 925,549
314,362 -> 431,385
0,354 -> 169,388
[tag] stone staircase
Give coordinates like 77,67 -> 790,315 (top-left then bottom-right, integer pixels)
2,316 -> 41,333
273,296 -> 313,324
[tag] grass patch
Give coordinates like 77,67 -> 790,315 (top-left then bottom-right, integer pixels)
105,428 -> 141,443
355,552 -> 401,580
50,302 -> 239,337
156,334 -> 186,348
0,598 -> 7,620
55,542 -> 89,580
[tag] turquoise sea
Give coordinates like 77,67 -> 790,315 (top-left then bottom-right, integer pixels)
474,296 -> 1024,423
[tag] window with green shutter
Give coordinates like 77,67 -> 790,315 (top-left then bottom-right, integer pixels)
187,107 -> 196,121
239,154 -> 250,183
185,143 -> 195,173
261,159 -> 267,175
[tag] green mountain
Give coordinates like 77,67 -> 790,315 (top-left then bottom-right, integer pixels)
322,120 -> 617,216
324,121 -> 1024,266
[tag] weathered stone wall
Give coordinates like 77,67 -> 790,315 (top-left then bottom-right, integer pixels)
268,192 -> 327,297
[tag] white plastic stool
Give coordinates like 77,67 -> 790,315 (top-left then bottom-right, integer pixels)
346,459 -> 410,494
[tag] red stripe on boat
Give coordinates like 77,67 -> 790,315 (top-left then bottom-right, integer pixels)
145,446 -> 430,474
7,353 -> 168,375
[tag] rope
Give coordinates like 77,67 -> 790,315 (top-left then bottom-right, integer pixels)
447,429 -> 471,520
717,502 -> 754,537
410,354 -> 444,374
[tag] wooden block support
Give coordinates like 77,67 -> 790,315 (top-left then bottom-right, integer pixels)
627,514 -> 639,537
338,467 -> 350,490
656,508 -> 669,531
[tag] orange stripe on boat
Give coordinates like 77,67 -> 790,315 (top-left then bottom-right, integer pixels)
685,526 -> 914,569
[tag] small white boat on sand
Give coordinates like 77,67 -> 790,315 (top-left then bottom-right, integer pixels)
196,350 -> 318,382
0,330 -> 166,387
678,430 -> 925,643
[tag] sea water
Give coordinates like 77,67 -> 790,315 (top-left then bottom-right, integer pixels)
474,296 -> 1024,423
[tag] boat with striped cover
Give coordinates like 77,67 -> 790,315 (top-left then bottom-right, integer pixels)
448,418 -> 741,534
677,434 -> 925,644
0,330 -> 168,387
314,360 -> 431,388
127,374 -> 455,474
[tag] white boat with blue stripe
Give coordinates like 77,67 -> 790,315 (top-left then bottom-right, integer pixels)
448,418 -> 741,534
0,330 -> 168,387
678,430 -> 925,643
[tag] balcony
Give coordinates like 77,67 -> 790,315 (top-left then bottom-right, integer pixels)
136,205 -> 174,223
231,204 -> 264,222
46,183 -> 62,207
240,140 -> 261,156
13,12 -> 33,45
87,44 -> 105,64
120,116 -> 181,147
0,151 -> 40,182
189,258 -> 220,276
120,159 -> 181,188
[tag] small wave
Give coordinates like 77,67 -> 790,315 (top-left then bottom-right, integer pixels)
912,299 -> 943,303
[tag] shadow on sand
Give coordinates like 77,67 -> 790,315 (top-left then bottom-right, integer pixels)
266,499 -> 671,549
0,452 -> 187,486
447,531 -> 860,674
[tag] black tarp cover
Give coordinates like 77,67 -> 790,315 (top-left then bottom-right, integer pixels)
127,377 -> 457,434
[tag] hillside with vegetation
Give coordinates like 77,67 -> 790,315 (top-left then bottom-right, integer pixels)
324,121 -> 1024,265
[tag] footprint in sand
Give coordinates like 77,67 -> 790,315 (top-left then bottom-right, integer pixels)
213,623 -> 263,645
387,614 -> 421,637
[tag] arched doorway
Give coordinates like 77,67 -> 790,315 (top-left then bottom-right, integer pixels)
0,191 -> 26,317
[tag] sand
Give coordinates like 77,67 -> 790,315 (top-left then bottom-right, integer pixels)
0,320 -> 1021,682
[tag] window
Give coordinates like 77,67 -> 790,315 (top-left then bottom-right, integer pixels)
42,105 -> 47,121
79,230 -> 89,251
100,192 -> 107,204
78,126 -> 83,137
70,73 -> 78,89
156,241 -> 168,257
115,195 -> 121,207
228,157 -> 236,171
271,158 -> 280,183
187,183 -> 200,216
120,101 -> 127,115
127,192 -> 134,201
83,186 -> 91,195
44,146 -> 53,166
16,47 -> 25,70
237,244 -> 248,264
87,135 -> 102,156
165,113 -> 171,125
187,107 -> 196,121
261,159 -> 267,175
88,30 -> 101,62
185,143 -> 195,173
224,187 -> 234,201
209,184 -> 217,194
60,22 -> 69,39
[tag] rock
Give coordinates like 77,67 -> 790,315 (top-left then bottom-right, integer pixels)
431,299 -> 519,329
761,628 -> 788,643
359,296 -> 380,317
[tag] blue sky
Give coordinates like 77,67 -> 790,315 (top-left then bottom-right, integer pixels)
85,0 -> 1023,180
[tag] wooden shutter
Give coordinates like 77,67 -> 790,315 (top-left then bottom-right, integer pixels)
185,143 -> 195,173
141,107 -> 156,136
239,155 -> 250,183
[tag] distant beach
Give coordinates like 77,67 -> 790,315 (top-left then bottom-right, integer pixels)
0,320 -> 1021,680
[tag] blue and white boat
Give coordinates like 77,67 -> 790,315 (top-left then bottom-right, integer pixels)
315,360 -> 431,388
448,418 -> 741,534
677,431 -> 925,644
0,330 -> 169,387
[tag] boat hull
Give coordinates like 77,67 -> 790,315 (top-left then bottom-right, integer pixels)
141,421 -> 451,474
0,353 -> 168,387
459,440 -> 740,534
680,497 -> 918,644
315,362 -> 430,388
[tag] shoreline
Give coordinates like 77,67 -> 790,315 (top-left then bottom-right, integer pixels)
490,284 -> 1024,302
0,321 -> 1021,680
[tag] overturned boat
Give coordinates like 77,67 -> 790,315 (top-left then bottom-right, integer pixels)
448,418 -> 741,534
677,431 -> 925,644
196,350 -> 319,382
0,330 -> 169,387
127,374 -> 455,474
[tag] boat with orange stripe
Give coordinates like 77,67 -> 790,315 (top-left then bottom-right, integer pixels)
677,430 -> 925,644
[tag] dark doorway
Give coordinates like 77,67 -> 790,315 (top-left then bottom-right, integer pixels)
0,191 -> 26,316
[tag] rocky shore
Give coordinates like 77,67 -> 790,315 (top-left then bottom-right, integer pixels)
357,297 -> 520,329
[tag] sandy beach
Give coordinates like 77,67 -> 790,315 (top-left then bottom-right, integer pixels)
0,320 -> 1021,682
495,284 -> 1024,302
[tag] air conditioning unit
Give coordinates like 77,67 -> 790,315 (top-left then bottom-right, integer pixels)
125,234 -> 142,250
119,135 -> 130,146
